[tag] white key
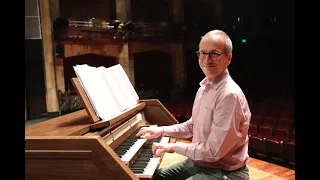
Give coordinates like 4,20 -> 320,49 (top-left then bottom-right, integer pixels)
143,157 -> 160,175
159,136 -> 170,144
121,139 -> 147,162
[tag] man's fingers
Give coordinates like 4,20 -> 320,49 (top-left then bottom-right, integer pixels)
152,143 -> 160,154
135,132 -> 142,137
136,129 -> 148,137
140,133 -> 151,139
139,127 -> 147,131
155,148 -> 165,157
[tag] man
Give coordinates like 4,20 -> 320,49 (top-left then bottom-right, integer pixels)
136,29 -> 251,180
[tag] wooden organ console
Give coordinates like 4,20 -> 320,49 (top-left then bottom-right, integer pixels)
25,77 -> 180,180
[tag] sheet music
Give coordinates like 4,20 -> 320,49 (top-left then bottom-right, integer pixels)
73,64 -> 121,121
98,66 -> 129,112
74,64 -> 99,114
73,64 -> 140,121
107,64 -> 139,108
111,64 -> 139,105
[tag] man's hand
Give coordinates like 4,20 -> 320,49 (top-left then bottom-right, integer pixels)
152,143 -> 176,157
136,126 -> 164,140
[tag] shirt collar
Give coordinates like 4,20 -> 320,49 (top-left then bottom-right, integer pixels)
199,69 -> 230,89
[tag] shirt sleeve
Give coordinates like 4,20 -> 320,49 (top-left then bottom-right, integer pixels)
162,117 -> 194,138
175,93 -> 243,162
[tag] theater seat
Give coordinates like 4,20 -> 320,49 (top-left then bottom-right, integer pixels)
248,124 -> 259,153
266,129 -> 290,160
251,116 -> 263,127
276,117 -> 293,131
261,117 -> 277,129
265,107 -> 281,118
248,124 -> 259,138
282,131 -> 295,166
279,109 -> 294,119
251,107 -> 266,125
250,126 -> 273,157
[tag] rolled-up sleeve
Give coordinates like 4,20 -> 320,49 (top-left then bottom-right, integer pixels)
175,93 -> 243,162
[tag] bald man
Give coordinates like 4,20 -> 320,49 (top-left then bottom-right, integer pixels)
136,30 -> 251,180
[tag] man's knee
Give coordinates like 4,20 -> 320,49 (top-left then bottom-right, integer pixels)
152,159 -> 194,180
152,168 -> 164,180
152,167 -> 187,180
222,166 -> 249,180
186,172 -> 225,180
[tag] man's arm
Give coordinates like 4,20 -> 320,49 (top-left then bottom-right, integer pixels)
161,117 -> 194,138
174,93 -> 243,162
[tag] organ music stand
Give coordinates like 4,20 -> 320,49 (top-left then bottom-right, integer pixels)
71,77 -> 146,130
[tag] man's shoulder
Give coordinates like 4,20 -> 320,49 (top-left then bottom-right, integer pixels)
219,79 -> 243,96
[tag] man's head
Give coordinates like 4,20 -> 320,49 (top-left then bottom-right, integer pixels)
197,30 -> 233,82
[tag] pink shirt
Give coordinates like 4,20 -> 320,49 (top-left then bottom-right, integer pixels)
162,69 -> 251,171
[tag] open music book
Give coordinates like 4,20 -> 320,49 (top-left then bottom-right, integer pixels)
73,64 -> 139,121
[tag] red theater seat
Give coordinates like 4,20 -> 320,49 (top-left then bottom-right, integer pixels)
251,126 -> 274,156
266,129 -> 290,160
260,117 -> 277,129
282,131 -> 295,165
276,117 -> 293,131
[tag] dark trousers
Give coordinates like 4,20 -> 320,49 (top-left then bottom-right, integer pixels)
153,158 -> 249,180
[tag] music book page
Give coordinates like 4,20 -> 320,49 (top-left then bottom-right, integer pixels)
107,64 -> 139,108
98,66 -> 129,112
73,64 -> 121,121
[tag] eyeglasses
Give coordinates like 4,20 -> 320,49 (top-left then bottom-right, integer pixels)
196,51 -> 227,60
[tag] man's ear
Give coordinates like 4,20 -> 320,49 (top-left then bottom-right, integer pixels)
227,53 -> 232,64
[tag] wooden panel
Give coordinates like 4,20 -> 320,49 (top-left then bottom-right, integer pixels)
140,99 -> 178,126
25,136 -> 138,180
90,102 -> 146,130
55,57 -> 65,93
25,150 -> 106,180
25,109 -> 91,136
49,0 -> 59,21
39,0 -> 59,112
63,44 -> 122,59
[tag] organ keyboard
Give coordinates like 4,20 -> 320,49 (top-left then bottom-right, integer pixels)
25,79 -> 179,180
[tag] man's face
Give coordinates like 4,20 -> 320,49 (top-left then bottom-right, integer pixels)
198,35 -> 231,80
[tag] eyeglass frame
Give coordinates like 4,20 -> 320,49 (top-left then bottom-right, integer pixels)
196,50 -> 228,60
